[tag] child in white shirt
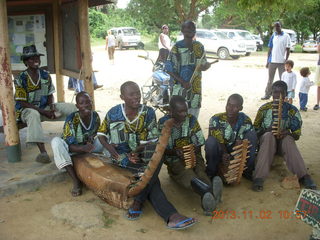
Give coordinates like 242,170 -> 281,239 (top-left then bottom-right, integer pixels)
299,67 -> 314,111
281,60 -> 297,104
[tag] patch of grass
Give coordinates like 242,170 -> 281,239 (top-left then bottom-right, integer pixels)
91,37 -> 105,47
102,214 -> 114,228
23,198 -> 32,201
136,228 -> 148,233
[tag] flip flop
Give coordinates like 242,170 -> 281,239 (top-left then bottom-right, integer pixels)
167,217 -> 196,230
212,176 -> 223,202
124,208 -> 143,221
252,178 -> 264,192
35,152 -> 51,164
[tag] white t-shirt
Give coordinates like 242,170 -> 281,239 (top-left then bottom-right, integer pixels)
158,33 -> 171,49
268,32 -> 291,63
281,71 -> 297,91
299,77 -> 314,94
107,35 -> 116,47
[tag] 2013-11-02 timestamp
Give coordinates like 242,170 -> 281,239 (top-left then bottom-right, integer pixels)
211,210 -> 307,220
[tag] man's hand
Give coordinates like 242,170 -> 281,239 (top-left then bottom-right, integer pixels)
42,110 -> 56,119
279,129 -> 291,139
175,148 -> 184,159
181,81 -> 191,89
266,62 -> 269,68
128,152 -> 140,164
105,144 -> 120,160
80,143 -> 95,153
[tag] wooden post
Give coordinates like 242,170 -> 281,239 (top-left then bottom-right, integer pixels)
78,0 -> 95,108
53,0 -> 65,102
0,0 -> 21,162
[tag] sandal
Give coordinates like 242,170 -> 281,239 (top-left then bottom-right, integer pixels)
252,178 -> 264,192
167,215 -> 197,230
300,175 -> 317,190
35,152 -> 51,164
125,208 -> 143,221
314,104 -> 319,110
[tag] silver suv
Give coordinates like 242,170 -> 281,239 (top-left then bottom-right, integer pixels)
109,27 -> 141,50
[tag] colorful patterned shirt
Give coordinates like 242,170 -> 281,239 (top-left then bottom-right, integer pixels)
14,69 -> 55,121
254,101 -> 302,140
158,114 -> 205,163
97,104 -> 159,166
209,112 -> 254,148
62,111 -> 100,146
166,40 -> 208,109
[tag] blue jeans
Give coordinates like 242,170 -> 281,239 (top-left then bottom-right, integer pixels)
299,92 -> 308,109
68,72 -> 98,93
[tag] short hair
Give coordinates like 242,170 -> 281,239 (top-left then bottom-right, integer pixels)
169,95 -> 187,110
300,67 -> 310,77
181,20 -> 195,31
227,94 -> 243,106
285,60 -> 294,68
75,91 -> 90,103
161,24 -> 168,30
272,80 -> 287,93
120,81 -> 139,95
274,21 -> 282,27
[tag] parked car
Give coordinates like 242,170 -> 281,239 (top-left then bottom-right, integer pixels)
252,34 -> 263,51
109,27 -> 141,50
217,29 -> 257,56
177,29 -> 246,60
282,29 -> 297,52
302,40 -> 318,52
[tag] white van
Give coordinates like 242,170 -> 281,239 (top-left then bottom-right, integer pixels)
282,29 -> 297,52
218,29 -> 257,56
177,29 -> 246,59
109,27 -> 141,50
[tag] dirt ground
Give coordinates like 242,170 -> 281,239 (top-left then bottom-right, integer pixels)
0,48 -> 319,240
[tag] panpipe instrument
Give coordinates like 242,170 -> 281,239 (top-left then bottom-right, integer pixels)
218,139 -> 251,184
72,118 -> 174,209
272,93 -> 283,138
181,144 -> 196,169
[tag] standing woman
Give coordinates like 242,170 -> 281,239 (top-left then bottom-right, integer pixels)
158,24 -> 171,51
106,30 -> 116,64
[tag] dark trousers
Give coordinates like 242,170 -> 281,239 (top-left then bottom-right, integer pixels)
299,92 -> 308,109
125,160 -> 177,222
205,131 -> 258,178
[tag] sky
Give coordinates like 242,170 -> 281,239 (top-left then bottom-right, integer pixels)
117,0 -> 130,9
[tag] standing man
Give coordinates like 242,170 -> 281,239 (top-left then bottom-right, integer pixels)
313,36 -> 320,110
261,21 -> 291,100
166,20 -> 211,118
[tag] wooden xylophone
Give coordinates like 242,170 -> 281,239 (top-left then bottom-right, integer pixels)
181,144 -> 196,169
219,139 -> 251,184
272,93 -> 283,138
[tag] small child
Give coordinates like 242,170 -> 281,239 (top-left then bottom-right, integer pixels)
281,60 -> 297,104
299,67 -> 314,111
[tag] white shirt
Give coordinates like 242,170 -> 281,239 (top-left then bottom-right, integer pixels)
299,77 -> 314,94
107,35 -> 116,47
281,71 -> 297,91
158,33 -> 171,49
268,32 -> 291,63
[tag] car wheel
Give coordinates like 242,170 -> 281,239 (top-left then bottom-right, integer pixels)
230,55 -> 240,59
245,52 -> 251,56
217,48 -> 230,60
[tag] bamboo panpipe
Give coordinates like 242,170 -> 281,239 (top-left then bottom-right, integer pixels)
272,93 -> 283,138
219,139 -> 250,184
181,144 -> 196,169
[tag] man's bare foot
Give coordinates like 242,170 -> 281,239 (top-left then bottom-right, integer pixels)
70,181 -> 82,197
125,200 -> 143,220
167,213 -> 196,230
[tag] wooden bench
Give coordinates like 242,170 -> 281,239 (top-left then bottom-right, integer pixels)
0,122 -> 27,133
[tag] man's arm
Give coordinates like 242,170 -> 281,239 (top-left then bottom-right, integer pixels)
266,48 -> 272,68
285,47 -> 290,61
19,94 -> 55,119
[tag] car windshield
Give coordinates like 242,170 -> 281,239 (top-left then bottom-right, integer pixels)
122,28 -> 138,36
212,31 -> 228,39
238,32 -> 253,40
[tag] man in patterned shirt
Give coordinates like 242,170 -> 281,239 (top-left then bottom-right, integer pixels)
166,21 -> 211,118
205,94 -> 257,181
159,96 -> 223,215
51,92 -> 102,196
14,45 -> 77,163
97,81 -> 196,230
253,81 -> 316,191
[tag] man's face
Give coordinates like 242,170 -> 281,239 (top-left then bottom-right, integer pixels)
25,55 -> 41,69
171,101 -> 188,123
226,98 -> 242,121
272,86 -> 286,101
76,94 -> 92,117
182,23 -> 196,39
274,23 -> 282,34
121,84 -> 141,109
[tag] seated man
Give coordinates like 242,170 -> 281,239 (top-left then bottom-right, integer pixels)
205,94 -> 257,181
97,81 -> 196,229
252,81 -> 317,191
51,92 -> 102,196
158,96 -> 222,215
14,45 -> 77,163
